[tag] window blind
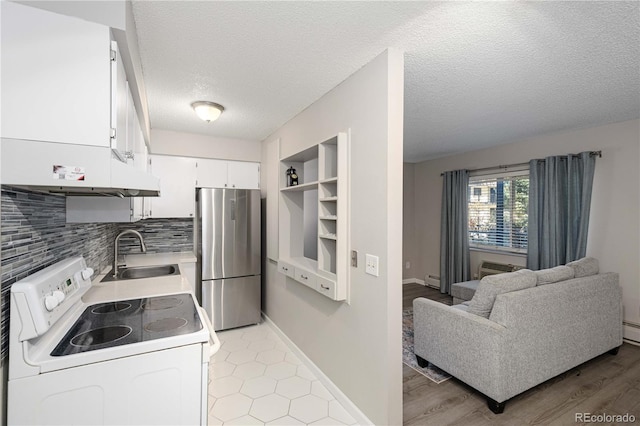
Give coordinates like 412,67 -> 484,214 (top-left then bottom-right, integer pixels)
468,173 -> 529,253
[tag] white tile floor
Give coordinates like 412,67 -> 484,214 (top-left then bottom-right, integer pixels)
209,322 -> 359,426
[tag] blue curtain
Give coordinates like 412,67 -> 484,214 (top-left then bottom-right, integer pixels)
440,170 -> 471,294
527,152 -> 597,270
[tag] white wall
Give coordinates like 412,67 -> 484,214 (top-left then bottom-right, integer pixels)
261,49 -> 404,425
150,129 -> 262,162
411,119 -> 640,341
403,163 -> 417,280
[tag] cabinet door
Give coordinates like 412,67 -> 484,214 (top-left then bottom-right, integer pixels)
125,83 -> 137,165
66,197 -> 137,223
1,2 -> 111,146
110,41 -> 128,162
196,159 -> 228,188
227,161 -> 260,189
149,156 -> 197,218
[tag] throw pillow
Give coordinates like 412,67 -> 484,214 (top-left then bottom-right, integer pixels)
467,269 -> 537,318
535,265 -> 575,285
566,257 -> 599,278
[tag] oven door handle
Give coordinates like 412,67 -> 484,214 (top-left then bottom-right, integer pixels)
199,307 -> 220,358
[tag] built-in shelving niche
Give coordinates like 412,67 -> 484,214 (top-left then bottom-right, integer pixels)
278,133 -> 349,302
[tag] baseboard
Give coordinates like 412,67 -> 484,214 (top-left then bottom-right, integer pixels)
402,278 -> 425,285
623,322 -> 640,346
403,277 -> 440,290
262,313 -> 373,426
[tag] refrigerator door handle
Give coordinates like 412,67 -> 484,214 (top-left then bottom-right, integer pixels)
230,199 -> 236,221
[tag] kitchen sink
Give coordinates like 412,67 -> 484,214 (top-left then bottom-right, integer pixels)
101,264 -> 180,282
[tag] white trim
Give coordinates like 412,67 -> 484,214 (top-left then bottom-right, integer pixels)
469,246 -> 527,257
623,323 -> 640,345
402,278 -> 425,286
262,313 -> 374,426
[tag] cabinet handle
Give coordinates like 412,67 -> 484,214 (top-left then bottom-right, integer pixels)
282,267 -> 288,271
320,284 -> 330,290
300,275 -> 308,280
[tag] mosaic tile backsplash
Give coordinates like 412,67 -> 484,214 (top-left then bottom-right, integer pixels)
117,218 -> 194,254
0,186 -> 194,360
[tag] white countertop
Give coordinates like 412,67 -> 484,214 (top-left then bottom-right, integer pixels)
85,251 -> 196,304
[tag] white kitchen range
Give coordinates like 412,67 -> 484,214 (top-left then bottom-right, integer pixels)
8,256 -> 219,425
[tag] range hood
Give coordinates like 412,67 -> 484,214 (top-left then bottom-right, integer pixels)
1,138 -> 160,196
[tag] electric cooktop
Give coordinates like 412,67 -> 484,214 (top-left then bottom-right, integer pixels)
51,293 -> 202,356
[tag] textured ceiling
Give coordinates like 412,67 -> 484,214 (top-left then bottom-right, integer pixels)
132,1 -> 640,162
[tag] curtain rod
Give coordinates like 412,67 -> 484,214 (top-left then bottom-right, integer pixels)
440,150 -> 602,176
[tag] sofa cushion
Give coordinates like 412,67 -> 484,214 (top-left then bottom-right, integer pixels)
467,269 -> 537,318
566,257 -> 599,278
451,280 -> 480,302
535,265 -> 575,285
452,304 -> 469,312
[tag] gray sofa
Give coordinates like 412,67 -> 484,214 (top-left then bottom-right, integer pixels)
413,258 -> 623,414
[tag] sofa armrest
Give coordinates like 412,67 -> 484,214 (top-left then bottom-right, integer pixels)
412,298 -> 507,399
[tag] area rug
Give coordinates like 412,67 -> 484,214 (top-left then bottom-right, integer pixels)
402,309 -> 451,384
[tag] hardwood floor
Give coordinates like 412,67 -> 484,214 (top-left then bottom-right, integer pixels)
403,283 -> 452,310
402,284 -> 640,425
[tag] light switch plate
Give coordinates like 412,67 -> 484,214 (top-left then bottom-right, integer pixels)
365,254 -> 379,277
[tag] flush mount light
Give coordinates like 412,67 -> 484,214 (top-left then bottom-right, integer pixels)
191,101 -> 225,122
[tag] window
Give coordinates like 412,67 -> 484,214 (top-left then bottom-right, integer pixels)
468,173 -> 529,253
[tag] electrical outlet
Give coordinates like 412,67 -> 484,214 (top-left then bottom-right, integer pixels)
365,254 -> 379,277
405,261 -> 410,269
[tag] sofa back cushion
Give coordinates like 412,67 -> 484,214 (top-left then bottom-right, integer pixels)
566,257 -> 599,278
535,265 -> 575,285
467,269 -> 537,318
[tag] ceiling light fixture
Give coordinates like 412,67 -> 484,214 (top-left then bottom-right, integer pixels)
191,101 -> 225,122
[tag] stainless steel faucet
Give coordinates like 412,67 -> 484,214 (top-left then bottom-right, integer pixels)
113,230 -> 147,277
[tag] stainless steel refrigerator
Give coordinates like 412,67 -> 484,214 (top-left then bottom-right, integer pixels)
195,188 -> 261,331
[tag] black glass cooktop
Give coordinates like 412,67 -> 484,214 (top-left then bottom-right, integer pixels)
51,293 -> 202,357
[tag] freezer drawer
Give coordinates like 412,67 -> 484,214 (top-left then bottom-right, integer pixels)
202,275 -> 261,331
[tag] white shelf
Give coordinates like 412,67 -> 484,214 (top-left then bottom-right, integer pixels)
320,177 -> 338,184
279,132 -> 349,302
280,181 -> 318,192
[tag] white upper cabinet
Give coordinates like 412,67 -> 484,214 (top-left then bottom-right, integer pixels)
196,159 -> 228,188
1,2 -> 111,146
111,42 -> 128,161
196,159 -> 260,189
148,156 -> 197,218
228,161 -> 260,189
